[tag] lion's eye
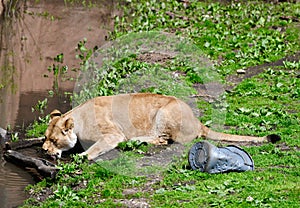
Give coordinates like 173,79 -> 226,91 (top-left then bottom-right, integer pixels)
51,139 -> 58,145
61,130 -> 67,136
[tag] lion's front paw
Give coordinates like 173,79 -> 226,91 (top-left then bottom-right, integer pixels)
78,152 -> 87,157
79,152 -> 96,161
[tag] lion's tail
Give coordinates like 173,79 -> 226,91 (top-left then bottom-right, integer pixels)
199,124 -> 281,143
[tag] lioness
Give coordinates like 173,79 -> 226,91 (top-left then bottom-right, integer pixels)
42,93 -> 280,160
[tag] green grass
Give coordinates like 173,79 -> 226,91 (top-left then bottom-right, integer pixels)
112,0 -> 300,75
23,0 -> 300,207
224,67 -> 300,147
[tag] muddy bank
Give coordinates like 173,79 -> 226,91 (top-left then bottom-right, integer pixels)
0,0 -> 117,129
0,1 -> 119,207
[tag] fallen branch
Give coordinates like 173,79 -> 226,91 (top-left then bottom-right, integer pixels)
4,137 -> 44,150
3,150 -> 59,179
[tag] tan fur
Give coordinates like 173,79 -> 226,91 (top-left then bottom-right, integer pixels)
42,93 -> 273,160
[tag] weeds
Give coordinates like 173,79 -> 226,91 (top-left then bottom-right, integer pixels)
26,115 -> 50,138
31,98 -> 48,114
117,140 -> 149,153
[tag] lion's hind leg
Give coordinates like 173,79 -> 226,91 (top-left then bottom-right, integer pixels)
130,136 -> 168,145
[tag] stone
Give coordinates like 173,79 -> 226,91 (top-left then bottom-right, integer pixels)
236,69 -> 246,74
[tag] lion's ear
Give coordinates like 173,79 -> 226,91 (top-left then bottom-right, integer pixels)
50,109 -> 62,119
62,118 -> 74,135
65,118 -> 74,130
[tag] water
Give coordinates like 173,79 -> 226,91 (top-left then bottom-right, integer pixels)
0,157 -> 35,208
0,0 -> 116,207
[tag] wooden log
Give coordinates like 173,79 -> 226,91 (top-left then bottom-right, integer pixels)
3,150 -> 59,179
0,127 -> 7,139
4,137 -> 45,150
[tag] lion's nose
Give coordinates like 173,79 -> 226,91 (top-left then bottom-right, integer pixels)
42,144 -> 47,151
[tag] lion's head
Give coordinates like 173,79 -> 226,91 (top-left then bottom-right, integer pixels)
42,110 -> 77,159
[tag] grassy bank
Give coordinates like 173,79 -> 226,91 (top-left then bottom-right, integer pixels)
23,1 -> 300,207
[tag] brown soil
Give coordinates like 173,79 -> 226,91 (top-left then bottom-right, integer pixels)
136,52 -> 174,65
226,51 -> 300,91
